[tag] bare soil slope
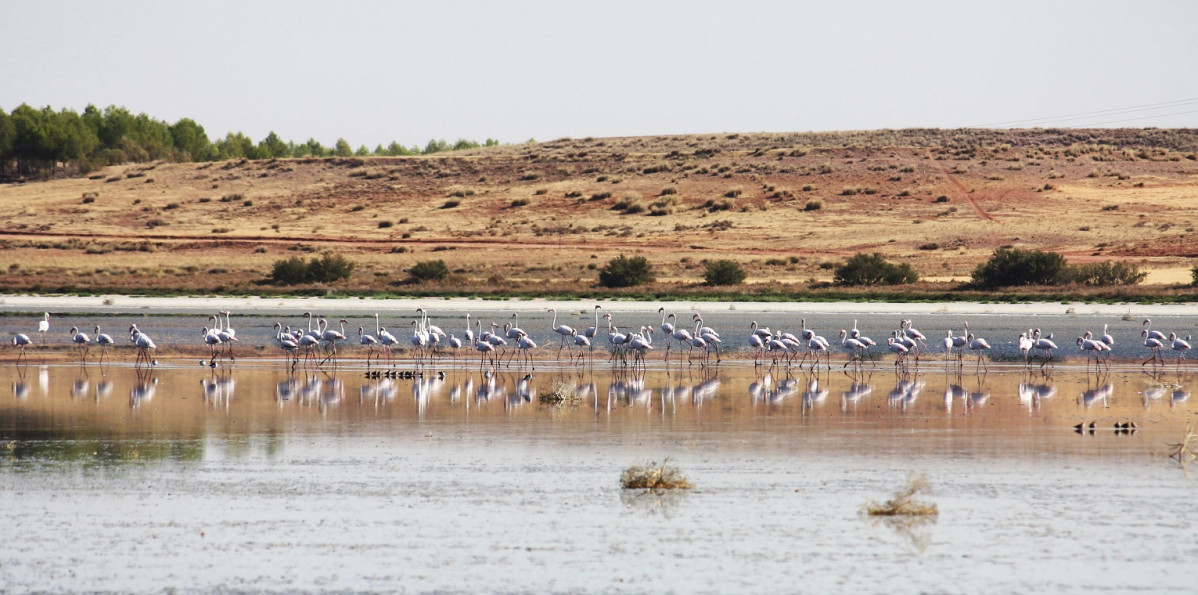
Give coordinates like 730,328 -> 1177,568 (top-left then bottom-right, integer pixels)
1,129 -> 1196,294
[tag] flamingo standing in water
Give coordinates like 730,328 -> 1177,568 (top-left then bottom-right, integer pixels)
37,313 -> 50,345
69,326 -> 90,363
11,332 -> 33,364
129,325 -> 157,367
548,308 -> 575,355
1077,332 -> 1109,373
93,326 -> 114,364
1168,333 -> 1191,371
967,332 -> 991,372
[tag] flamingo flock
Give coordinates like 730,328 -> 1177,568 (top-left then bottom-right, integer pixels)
7,310 -> 1194,374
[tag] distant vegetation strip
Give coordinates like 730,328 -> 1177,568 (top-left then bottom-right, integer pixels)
0,103 -> 501,179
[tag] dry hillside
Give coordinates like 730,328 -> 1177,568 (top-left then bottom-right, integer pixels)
1,129 -> 1196,294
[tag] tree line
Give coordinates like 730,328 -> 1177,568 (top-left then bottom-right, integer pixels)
0,103 -> 499,179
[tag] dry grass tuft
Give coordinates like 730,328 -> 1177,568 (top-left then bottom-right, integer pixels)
621,458 -> 693,490
539,382 -> 581,406
1167,422 -> 1195,463
865,473 -> 938,516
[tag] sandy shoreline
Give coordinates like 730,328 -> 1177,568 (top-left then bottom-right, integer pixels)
1,294 -> 1194,317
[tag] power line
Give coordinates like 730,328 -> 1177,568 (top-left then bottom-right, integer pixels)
967,97 -> 1198,128
1059,108 -> 1198,127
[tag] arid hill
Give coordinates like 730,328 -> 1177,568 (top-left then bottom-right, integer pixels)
1,129 -> 1196,295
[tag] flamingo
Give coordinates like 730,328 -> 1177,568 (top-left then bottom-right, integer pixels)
359,326 -> 379,365
515,334 -> 538,368
766,333 -> 790,366
274,322 -> 300,365
806,335 -> 830,370
1142,319 -> 1168,343
448,334 -> 463,364
571,329 -> 591,363
968,332 -> 991,372
694,316 -> 722,362
548,308 -> 575,353
902,319 -> 927,358
1168,333 -> 1191,371
669,318 -> 693,362
37,313 -> 50,345
69,326 -> 90,363
11,332 -> 33,364
887,335 -> 910,368
748,331 -> 766,366
1141,329 -> 1165,368
1077,332 -> 1108,373
628,326 -> 653,367
410,319 -> 429,364
91,326 -> 115,364
687,328 -> 709,365
1100,324 -> 1114,349
658,307 -> 674,353
1017,332 -> 1034,366
202,326 -> 223,363
839,329 -> 867,367
507,315 -> 528,341
1031,329 -> 1058,366
129,325 -> 157,367
474,319 -> 496,367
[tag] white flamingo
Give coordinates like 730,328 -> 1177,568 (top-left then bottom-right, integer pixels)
274,322 -> 300,365
37,313 -> 50,345
1141,329 -> 1165,368
968,332 -> 991,372
839,329 -> 868,367
548,308 -> 575,354
1077,332 -> 1109,373
516,334 -> 538,368
887,335 -> 910,368
1142,319 -> 1168,343
11,332 -> 33,364
129,325 -> 157,366
359,326 -> 379,365
1168,333 -> 1191,371
69,326 -> 90,363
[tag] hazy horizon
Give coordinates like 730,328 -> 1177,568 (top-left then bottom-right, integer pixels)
3,1 -> 1196,148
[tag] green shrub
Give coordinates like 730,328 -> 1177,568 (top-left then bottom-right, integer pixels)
971,247 -> 1066,287
1067,261 -> 1147,286
834,253 -> 918,286
1192,265 -> 1198,286
598,255 -> 654,288
703,260 -> 747,285
270,252 -> 355,284
408,259 -> 450,282
271,256 -> 310,284
307,252 -> 355,282
804,200 -> 823,211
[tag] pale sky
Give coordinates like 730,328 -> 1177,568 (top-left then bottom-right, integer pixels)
3,0 -> 1195,148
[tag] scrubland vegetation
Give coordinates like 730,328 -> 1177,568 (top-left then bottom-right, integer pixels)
1,120 -> 1196,301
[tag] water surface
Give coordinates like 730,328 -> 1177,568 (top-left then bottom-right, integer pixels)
1,360 -> 1195,592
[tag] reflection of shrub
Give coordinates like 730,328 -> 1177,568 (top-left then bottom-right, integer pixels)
598,255 -> 654,288
408,260 -> 450,283
834,253 -> 918,286
703,260 -> 747,285
971,247 -> 1066,287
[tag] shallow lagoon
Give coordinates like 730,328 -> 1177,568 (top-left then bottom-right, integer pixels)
1,358 -> 1196,593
